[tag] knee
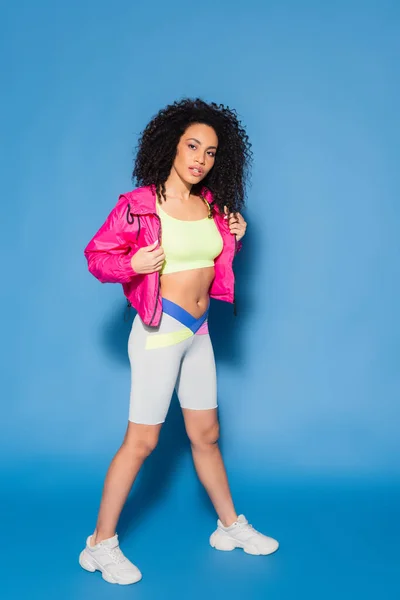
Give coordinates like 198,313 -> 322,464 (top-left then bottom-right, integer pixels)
188,422 -> 220,450
123,431 -> 159,461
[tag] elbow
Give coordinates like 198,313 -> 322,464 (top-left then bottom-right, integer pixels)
86,255 -> 107,283
85,253 -> 135,284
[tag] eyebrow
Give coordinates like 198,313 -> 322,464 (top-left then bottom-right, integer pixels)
186,137 -> 218,150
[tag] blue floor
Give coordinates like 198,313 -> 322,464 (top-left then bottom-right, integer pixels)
3,459 -> 399,600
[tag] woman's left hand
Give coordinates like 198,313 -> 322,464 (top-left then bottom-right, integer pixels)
224,207 -> 247,242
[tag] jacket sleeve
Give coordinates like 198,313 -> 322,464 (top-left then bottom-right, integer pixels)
84,195 -> 140,284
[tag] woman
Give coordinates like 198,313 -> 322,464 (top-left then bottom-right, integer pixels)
80,98 -> 279,585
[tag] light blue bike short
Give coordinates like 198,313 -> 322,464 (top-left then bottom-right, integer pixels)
128,298 -> 217,424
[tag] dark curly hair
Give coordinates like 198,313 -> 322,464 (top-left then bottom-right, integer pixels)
132,98 -> 252,214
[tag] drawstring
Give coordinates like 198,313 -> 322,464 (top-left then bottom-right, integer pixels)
126,204 -> 141,239
126,204 -> 135,224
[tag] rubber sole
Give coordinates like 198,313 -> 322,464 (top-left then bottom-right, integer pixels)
209,531 -> 279,555
79,549 -> 142,585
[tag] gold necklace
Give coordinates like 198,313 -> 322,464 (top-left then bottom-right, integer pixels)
200,195 -> 212,219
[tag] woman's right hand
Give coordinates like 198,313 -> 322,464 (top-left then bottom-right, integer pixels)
130,241 -> 165,274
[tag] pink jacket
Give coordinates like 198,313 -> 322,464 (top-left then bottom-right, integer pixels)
84,185 -> 241,326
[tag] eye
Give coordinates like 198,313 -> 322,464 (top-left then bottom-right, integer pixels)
188,144 -> 196,150
208,151 -> 216,158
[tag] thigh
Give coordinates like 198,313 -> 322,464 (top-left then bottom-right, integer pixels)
175,333 -> 217,411
128,314 -> 187,424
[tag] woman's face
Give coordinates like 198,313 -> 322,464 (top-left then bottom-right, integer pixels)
172,123 -> 218,185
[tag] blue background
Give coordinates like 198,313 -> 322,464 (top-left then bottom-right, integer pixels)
1,0 -> 399,598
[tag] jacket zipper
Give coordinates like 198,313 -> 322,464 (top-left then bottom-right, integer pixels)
215,205 -> 238,316
148,213 -> 162,326
233,236 -> 238,316
124,210 -> 142,321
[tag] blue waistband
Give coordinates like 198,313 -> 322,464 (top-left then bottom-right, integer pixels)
161,298 -> 209,334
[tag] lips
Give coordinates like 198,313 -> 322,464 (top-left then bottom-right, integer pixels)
189,166 -> 204,177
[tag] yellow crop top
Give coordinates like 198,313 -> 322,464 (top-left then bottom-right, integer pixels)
157,202 -> 223,275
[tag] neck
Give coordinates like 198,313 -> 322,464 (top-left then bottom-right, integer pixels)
163,168 -> 193,202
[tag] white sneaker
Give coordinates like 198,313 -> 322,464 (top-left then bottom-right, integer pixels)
79,534 -> 142,585
210,514 -> 279,555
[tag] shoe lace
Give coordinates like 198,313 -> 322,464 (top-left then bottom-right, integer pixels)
104,544 -> 126,564
238,521 -> 258,535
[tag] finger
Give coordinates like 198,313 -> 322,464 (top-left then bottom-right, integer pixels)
144,240 -> 159,251
151,248 -> 165,258
154,255 -> 165,265
229,226 -> 243,235
231,221 -> 245,229
152,256 -> 165,268
144,263 -> 162,273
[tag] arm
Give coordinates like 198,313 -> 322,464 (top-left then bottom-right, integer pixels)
84,195 -> 140,284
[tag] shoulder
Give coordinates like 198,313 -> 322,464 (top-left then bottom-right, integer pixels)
118,185 -> 156,214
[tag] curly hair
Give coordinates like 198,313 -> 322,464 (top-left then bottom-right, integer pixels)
132,98 -> 252,214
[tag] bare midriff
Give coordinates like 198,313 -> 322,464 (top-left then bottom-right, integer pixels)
160,267 -> 215,318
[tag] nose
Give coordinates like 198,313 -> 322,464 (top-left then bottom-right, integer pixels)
195,153 -> 206,165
